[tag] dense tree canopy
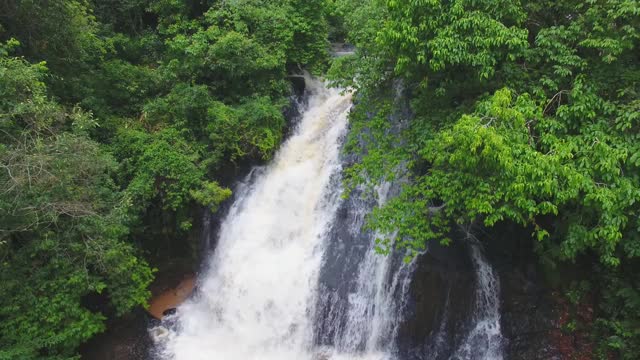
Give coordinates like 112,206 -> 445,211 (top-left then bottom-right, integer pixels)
331,0 -> 640,358
0,54 -> 154,359
1,0 -> 331,358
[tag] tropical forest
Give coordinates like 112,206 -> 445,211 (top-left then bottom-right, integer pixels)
0,1 -> 638,360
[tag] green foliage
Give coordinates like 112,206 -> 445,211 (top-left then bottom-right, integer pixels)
379,0 -> 528,79
0,0 -> 106,102
0,0 -> 104,64
0,56 -> 56,134
207,97 -> 287,162
113,127 -> 208,211
326,0 -> 389,89
0,133 -> 154,359
83,59 -> 162,118
596,266 -> 640,357
335,0 -> 640,357
0,38 -> 20,57
190,182 -> 232,212
341,93 -> 408,198
0,57 -> 153,359
104,0 -> 329,252
90,0 -> 154,34
287,0 -> 331,71
1,0 -> 333,357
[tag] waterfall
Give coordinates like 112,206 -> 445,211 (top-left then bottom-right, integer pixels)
155,75 -> 351,360
312,178 -> 416,360
452,242 -> 505,360
152,77 -> 505,360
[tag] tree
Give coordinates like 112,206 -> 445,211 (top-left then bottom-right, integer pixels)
0,55 -> 153,359
333,0 -> 640,357
0,0 -> 334,356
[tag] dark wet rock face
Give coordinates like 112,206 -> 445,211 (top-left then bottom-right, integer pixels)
393,224 -> 562,360
397,240 -> 476,360
485,224 -> 562,360
501,278 -> 561,360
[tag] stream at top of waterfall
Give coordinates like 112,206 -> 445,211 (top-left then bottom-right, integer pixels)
150,75 -> 506,360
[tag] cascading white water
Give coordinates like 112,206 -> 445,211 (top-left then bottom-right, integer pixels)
319,181 -> 415,360
156,76 -> 351,360
153,76 -> 506,360
452,243 -> 505,360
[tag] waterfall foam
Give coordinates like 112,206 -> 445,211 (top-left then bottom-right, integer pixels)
452,242 -> 505,360
152,77 -> 505,360
316,180 -> 416,359
155,76 -> 351,360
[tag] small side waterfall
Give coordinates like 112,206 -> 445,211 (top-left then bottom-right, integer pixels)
314,180 -> 416,360
452,243 -> 505,360
152,76 -> 506,360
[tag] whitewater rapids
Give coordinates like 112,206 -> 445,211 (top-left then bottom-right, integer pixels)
156,76 -> 352,360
